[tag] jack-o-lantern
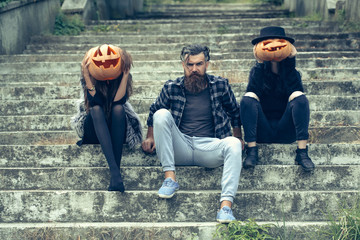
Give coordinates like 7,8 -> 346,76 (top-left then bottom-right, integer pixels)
87,44 -> 122,81
255,38 -> 292,62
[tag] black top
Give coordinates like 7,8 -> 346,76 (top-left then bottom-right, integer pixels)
87,90 -> 127,107
246,57 -> 304,120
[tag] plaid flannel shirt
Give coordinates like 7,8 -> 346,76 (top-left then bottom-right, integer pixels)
147,74 -> 241,139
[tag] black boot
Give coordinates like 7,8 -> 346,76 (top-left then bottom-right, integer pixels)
295,146 -> 315,172
243,146 -> 258,169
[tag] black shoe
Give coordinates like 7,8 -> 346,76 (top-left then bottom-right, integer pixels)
108,174 -> 125,192
243,146 -> 258,169
295,146 -> 315,172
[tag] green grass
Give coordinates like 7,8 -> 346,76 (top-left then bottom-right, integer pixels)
214,219 -> 276,240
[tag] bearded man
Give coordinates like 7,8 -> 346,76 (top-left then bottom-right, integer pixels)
142,44 -> 244,223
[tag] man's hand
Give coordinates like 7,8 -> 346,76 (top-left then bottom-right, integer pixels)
142,137 -> 156,153
142,126 -> 156,153
233,127 -> 245,151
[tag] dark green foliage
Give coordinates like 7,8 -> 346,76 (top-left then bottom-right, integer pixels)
53,12 -> 85,35
0,0 -> 15,8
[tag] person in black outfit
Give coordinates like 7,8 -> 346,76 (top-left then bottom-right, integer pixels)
71,45 -> 142,192
240,26 -> 315,172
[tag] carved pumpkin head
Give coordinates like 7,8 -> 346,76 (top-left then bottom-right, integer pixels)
87,44 -> 122,81
252,26 -> 295,62
255,39 -> 292,62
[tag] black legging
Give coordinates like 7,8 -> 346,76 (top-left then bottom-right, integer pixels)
83,103 -> 127,192
240,94 -> 310,144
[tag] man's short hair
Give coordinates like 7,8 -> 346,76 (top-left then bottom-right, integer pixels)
180,44 -> 210,62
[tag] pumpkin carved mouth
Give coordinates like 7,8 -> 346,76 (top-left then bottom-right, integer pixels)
261,40 -> 288,52
92,58 -> 120,68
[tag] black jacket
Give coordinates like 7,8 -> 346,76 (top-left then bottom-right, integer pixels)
246,57 -> 304,120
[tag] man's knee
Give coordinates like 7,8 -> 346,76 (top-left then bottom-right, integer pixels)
153,109 -> 172,126
223,137 -> 242,154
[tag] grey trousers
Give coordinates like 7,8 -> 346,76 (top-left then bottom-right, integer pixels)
153,109 -> 243,203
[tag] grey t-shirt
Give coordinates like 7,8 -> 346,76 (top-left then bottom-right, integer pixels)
179,87 -> 215,137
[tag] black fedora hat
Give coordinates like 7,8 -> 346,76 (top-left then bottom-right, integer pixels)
251,26 -> 295,45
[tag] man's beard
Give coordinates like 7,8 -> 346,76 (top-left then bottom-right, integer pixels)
184,72 -> 208,94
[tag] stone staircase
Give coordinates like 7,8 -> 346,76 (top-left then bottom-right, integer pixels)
0,2 -> 360,239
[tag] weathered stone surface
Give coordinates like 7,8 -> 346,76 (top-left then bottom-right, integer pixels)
0,222 -> 218,240
1,110 -> 359,131
0,144 -> 359,168
1,165 -> 359,191
0,191 -> 359,223
0,2 -> 359,238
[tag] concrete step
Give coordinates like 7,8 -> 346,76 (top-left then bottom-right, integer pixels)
1,58 -> 359,75
1,165 -> 359,191
84,25 -> 343,36
0,190 -> 358,222
132,10 -> 290,19
87,18 -> 337,27
0,69 -> 359,85
0,125 -> 359,145
1,144 -> 359,168
2,80 -> 359,100
0,221 -> 330,240
22,39 -> 360,53
1,95 -> 359,116
1,110 -> 359,132
28,32 -> 360,45
1,51 -> 360,63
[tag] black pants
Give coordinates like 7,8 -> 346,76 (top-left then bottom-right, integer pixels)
240,95 -> 310,144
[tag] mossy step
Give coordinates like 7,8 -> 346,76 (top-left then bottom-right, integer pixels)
23,39 -> 360,52
2,80 -> 359,100
0,190 -> 358,222
1,58 -> 359,75
1,165 -> 359,191
28,32 -> 360,45
1,95 -> 359,116
0,126 -> 359,145
2,51 -> 360,63
1,144 -> 358,168
0,221 -> 331,240
0,69 -> 359,85
1,110 -> 359,132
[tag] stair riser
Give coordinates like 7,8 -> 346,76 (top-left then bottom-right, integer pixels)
2,52 -> 360,63
0,223 -> 217,240
22,40 -> 360,53
1,69 -> 359,84
0,222 -> 333,240
0,191 -> 358,222
1,111 -> 359,131
28,33 -> 360,45
1,144 -> 358,168
2,81 -> 360,100
0,126 -> 359,145
1,165 -> 359,191
1,96 -> 359,116
1,59 -> 360,74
